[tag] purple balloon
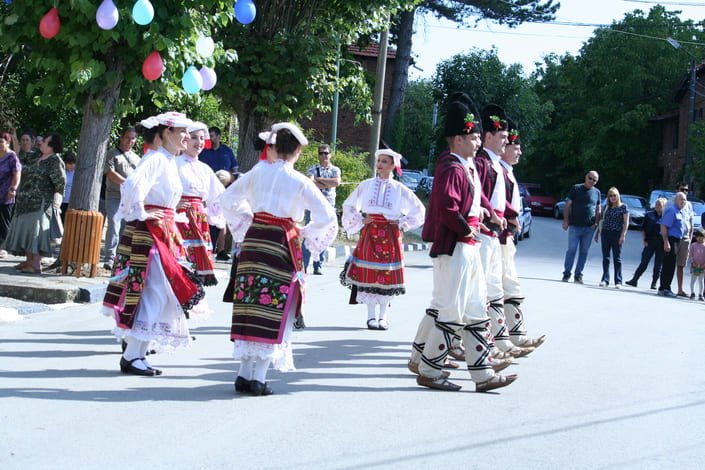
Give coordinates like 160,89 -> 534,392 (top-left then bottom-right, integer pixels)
96,0 -> 119,30
200,66 -> 217,91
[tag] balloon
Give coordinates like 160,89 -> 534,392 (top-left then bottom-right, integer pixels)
199,66 -> 217,91
96,0 -> 119,30
195,36 -> 215,58
234,0 -> 256,25
4,0 -> 13,5
182,66 -> 202,94
142,51 -> 164,81
39,7 -> 60,39
132,0 -> 154,26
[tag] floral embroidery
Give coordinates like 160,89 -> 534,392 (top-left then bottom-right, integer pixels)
489,115 -> 506,130
235,273 -> 290,308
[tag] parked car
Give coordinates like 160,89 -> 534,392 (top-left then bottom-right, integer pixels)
553,198 -> 567,219
600,194 -> 648,228
520,183 -> 557,216
415,176 -> 434,199
692,201 -> 705,231
400,172 -> 422,191
648,189 -> 676,208
517,196 -> 532,241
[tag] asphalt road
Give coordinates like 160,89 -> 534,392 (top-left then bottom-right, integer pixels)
1,216 -> 704,469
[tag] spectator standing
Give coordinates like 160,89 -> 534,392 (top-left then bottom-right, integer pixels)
102,127 -> 140,270
688,229 -> 705,300
626,197 -> 666,289
673,182 -> 694,297
0,132 -> 21,258
658,192 -> 689,297
561,171 -> 602,284
596,187 -> 629,288
304,143 -> 341,274
200,126 -> 238,261
60,152 -> 76,223
11,129 -> 38,167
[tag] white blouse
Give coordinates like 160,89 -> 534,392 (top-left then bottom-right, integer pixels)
342,176 -> 426,235
176,154 -> 225,228
118,147 -> 183,222
484,148 -> 507,212
500,160 -> 520,213
219,159 -> 338,257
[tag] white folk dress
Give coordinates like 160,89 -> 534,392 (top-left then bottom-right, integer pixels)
220,159 -> 338,370
341,176 -> 425,305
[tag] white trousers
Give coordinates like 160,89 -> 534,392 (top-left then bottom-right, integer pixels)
477,233 -> 512,351
411,243 -> 495,383
501,241 -> 529,346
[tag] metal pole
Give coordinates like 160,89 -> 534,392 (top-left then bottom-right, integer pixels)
687,60 -> 697,190
427,102 -> 438,173
331,41 -> 341,152
368,25 -> 389,174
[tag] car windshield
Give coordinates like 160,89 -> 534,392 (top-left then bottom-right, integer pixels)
528,187 -> 550,196
622,196 -> 647,209
402,172 -> 422,183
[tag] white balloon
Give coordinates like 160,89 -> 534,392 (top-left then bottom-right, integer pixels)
195,36 -> 215,58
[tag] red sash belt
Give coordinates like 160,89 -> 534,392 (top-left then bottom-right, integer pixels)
177,196 -> 204,212
253,212 -> 303,273
459,215 -> 479,246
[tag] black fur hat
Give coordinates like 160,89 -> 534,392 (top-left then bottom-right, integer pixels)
444,92 -> 482,137
481,104 -> 508,133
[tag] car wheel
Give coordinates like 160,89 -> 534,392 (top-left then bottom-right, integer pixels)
554,207 -> 560,219
524,226 -> 530,239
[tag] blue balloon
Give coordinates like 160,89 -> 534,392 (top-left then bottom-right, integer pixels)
234,0 -> 256,25
132,0 -> 154,26
4,0 -> 13,5
182,66 -> 202,94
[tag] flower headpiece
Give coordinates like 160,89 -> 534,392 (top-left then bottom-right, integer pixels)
490,115 -> 506,130
463,113 -> 476,132
508,129 -> 520,144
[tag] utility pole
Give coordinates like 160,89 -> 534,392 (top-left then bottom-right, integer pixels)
368,24 -> 389,174
330,41 -> 341,153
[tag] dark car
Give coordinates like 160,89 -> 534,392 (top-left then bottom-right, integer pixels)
415,176 -> 434,199
621,195 -> 648,228
520,183 -> 557,216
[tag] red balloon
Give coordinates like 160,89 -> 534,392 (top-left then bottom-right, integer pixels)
39,7 -> 60,39
142,51 -> 164,81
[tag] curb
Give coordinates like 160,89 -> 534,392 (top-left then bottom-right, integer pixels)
325,242 -> 430,264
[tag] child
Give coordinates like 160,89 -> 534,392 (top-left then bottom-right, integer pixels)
689,229 -> 705,300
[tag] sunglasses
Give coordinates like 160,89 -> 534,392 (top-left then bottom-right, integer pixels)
588,177 -> 598,182
679,187 -> 689,192
608,194 -> 617,198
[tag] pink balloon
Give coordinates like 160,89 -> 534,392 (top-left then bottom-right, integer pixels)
39,7 -> 60,39
142,51 -> 164,81
199,66 -> 217,91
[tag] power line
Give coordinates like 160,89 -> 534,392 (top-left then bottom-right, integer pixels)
624,0 -> 705,6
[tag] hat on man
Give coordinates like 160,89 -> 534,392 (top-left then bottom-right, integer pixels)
375,148 -> 403,176
187,121 -> 208,134
481,104 -> 508,133
271,122 -> 308,146
444,92 -> 482,137
506,118 -> 521,146
155,111 -> 193,128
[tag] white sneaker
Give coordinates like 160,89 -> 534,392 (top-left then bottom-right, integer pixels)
615,284 -> 621,289
599,281 -> 607,287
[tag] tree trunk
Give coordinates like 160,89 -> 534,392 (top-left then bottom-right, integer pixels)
382,8 -> 416,144
71,77 -> 123,211
236,103 -> 272,172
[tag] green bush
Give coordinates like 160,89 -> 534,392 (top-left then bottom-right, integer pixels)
295,144 -> 372,208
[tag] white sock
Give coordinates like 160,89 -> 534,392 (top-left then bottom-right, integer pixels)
378,302 -> 388,321
123,338 -> 149,370
367,303 -> 376,321
253,357 -> 272,383
238,356 -> 254,380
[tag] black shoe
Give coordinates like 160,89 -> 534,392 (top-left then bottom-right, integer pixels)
650,282 -> 657,290
313,267 -> 322,275
561,274 -> 570,282
141,357 -> 162,375
121,340 -> 127,353
250,380 -> 274,396
216,251 -> 231,261
234,376 -> 251,393
103,262 -> 114,271
120,357 -> 156,376
625,279 -> 637,287
574,276 -> 583,284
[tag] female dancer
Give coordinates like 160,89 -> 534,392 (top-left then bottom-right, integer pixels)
220,123 -> 337,396
103,112 -> 204,376
340,149 -> 425,330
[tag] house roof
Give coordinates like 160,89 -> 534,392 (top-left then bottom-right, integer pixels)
650,109 -> 679,122
673,62 -> 705,102
348,43 -> 397,59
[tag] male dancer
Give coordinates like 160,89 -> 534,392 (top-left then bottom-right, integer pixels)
474,105 -> 533,359
499,120 -> 546,349
409,94 -> 517,392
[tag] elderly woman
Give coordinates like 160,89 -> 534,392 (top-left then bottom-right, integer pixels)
175,121 -> 225,287
220,122 -> 338,396
626,197 -> 666,289
0,132 -> 21,258
340,149 -> 425,330
597,186 -> 630,288
102,112 -> 204,377
3,134 -> 65,273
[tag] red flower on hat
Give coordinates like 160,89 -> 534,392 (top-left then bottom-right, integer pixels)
508,129 -> 519,143
490,115 -> 503,130
463,113 -> 475,132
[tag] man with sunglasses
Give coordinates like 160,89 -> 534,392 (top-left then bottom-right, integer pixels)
562,171 -> 602,283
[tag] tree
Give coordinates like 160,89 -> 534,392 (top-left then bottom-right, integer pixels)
382,0 -> 559,143
0,1 -> 234,211
215,0 -> 420,171
530,6 -> 705,196
392,78 -> 436,170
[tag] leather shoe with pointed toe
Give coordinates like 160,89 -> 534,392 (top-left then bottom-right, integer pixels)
250,380 -> 274,396
120,357 -> 156,376
407,360 -> 450,378
475,374 -> 518,392
448,347 -> 465,361
234,376 -> 251,393
490,357 -> 513,372
416,374 -> 462,391
508,346 -> 534,358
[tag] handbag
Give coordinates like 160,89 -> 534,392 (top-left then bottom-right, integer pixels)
50,205 -> 63,240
